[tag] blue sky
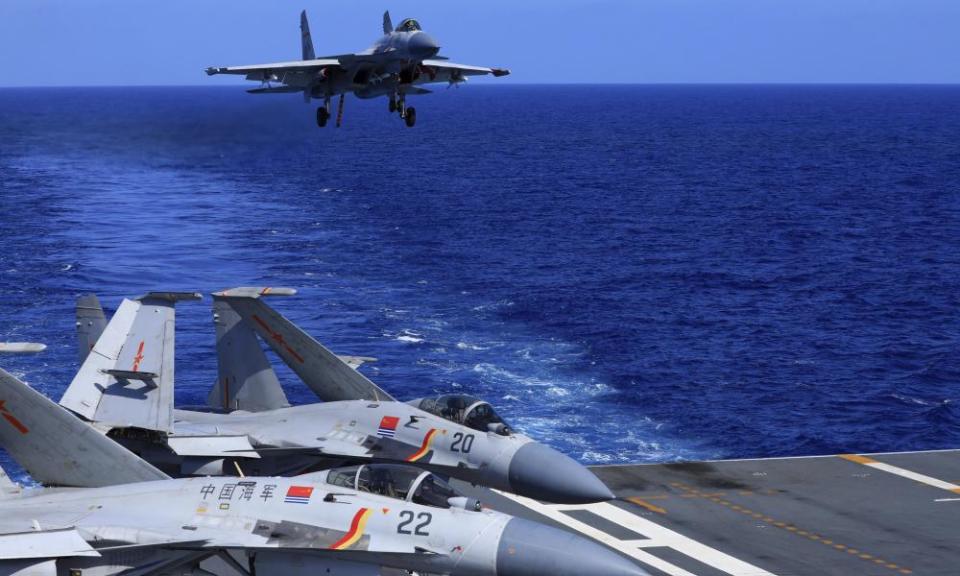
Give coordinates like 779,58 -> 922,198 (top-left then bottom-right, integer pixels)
0,0 -> 957,86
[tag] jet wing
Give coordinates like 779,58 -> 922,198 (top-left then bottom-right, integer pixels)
420,59 -> 511,78
205,58 -> 342,76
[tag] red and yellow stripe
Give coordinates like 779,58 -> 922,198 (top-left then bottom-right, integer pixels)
405,428 -> 438,462
329,508 -> 372,550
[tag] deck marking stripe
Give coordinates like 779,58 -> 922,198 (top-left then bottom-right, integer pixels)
626,497 -> 667,514
838,454 -> 878,465
839,454 -> 960,493
674,482 -> 912,575
496,490 -> 778,576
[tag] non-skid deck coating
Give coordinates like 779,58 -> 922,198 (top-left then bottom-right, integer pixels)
459,449 -> 960,576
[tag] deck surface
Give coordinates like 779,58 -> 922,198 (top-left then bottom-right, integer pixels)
458,449 -> 960,576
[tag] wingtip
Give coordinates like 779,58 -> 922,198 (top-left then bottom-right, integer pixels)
492,68 -> 511,77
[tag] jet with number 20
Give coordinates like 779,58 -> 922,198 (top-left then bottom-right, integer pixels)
63,289 -> 614,505
0,350 -> 648,576
206,10 -> 509,128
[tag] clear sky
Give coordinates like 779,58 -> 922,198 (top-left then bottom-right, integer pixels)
0,0 -> 957,86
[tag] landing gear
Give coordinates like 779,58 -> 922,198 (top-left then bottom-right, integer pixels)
389,95 -> 397,113
395,94 -> 416,128
317,96 -> 331,128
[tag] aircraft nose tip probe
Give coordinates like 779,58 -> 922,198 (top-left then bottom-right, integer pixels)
495,518 -> 651,576
508,442 -> 616,504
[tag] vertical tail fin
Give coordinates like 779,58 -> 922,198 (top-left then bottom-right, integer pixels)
76,293 -> 107,364
213,288 -> 394,403
208,294 -> 290,412
300,10 -> 316,61
59,292 -> 201,434
0,367 -> 169,487
383,11 -> 393,35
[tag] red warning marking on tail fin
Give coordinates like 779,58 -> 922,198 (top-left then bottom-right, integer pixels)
132,341 -> 145,371
0,401 -> 29,435
251,315 -> 305,363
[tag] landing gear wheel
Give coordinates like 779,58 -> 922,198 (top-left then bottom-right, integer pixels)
389,98 -> 397,113
404,107 -> 417,128
316,107 -> 329,128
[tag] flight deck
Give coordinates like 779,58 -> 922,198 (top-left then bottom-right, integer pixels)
458,449 -> 960,576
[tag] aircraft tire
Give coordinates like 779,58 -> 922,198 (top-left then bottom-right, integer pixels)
316,108 -> 329,128
405,107 -> 417,128
389,99 -> 397,113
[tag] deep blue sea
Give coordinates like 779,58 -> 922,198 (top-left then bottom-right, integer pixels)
1,85 -> 959,477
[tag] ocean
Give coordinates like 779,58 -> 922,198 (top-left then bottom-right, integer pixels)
0,85 -> 958,477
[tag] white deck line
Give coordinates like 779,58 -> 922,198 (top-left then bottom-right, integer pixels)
589,448 -> 960,468
496,491 -> 780,576
861,460 -> 960,492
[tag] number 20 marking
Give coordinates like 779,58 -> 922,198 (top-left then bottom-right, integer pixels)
451,432 -> 474,453
398,511 -> 432,536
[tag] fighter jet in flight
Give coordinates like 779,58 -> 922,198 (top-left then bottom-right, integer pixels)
205,10 -> 510,127
0,354 -> 646,576
63,290 -> 613,504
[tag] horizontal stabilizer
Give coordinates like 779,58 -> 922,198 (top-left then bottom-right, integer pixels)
401,86 -> 433,95
338,355 -> 377,370
0,528 -> 100,560
168,435 -> 260,458
137,292 -> 202,303
0,343 -> 45,354
216,287 -> 296,298
247,86 -> 305,94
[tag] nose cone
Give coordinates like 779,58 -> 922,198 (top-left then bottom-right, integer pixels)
408,32 -> 440,58
497,518 -> 650,576
509,442 -> 615,503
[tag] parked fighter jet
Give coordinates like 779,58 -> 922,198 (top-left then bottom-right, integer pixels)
0,357 -> 646,576
63,290 -> 613,504
205,10 -> 510,127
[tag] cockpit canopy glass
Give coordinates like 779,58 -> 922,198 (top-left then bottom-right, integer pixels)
397,18 -> 422,32
325,464 -> 462,509
417,395 -> 512,435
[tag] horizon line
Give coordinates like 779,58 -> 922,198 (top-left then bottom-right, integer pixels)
2,81 -> 960,90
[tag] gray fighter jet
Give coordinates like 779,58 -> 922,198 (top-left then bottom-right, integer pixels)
205,10 -> 510,127
62,290 -> 613,504
0,353 -> 646,576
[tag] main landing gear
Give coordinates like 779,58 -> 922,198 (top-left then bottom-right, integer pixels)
316,94 -> 345,128
316,96 -> 331,128
393,93 -> 416,128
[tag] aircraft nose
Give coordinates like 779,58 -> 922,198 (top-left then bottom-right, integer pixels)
409,32 -> 440,57
497,518 -> 650,576
508,442 -> 615,503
